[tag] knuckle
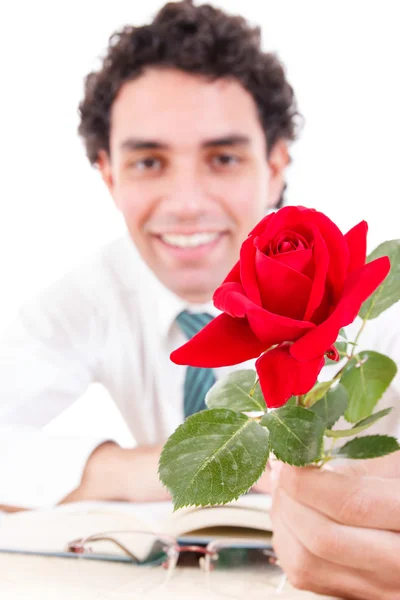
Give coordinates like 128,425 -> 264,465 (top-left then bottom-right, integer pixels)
280,464 -> 303,497
285,546 -> 313,590
287,572 -> 309,591
307,524 -> 342,560
337,482 -> 371,525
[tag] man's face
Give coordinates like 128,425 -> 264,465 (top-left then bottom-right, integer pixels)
100,68 -> 287,302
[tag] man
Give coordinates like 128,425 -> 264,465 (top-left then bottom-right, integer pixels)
0,2 -> 399,597
0,0 -> 294,508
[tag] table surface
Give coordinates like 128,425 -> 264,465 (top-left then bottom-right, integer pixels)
0,553 -> 338,600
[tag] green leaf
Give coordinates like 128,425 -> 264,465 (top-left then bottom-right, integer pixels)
260,406 -> 325,466
333,435 -> 400,459
335,341 -> 348,354
159,408 -> 270,509
304,380 -> 334,407
285,396 -> 297,407
334,329 -> 348,355
206,370 -> 265,412
342,351 -> 397,422
359,239 -> 400,320
310,384 -> 348,428
325,407 -> 393,438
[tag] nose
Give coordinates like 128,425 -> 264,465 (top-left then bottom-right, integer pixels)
163,166 -> 211,219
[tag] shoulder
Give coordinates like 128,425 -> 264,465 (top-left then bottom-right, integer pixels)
60,234 -> 145,294
19,234 -> 144,317
77,234 -> 142,289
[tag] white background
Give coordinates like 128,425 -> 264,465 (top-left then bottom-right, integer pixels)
0,1 -> 399,444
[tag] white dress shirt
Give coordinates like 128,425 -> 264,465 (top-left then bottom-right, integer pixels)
0,233 -> 399,508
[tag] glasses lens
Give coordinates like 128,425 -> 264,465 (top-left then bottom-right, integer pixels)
80,531 -> 172,565
207,545 -> 286,598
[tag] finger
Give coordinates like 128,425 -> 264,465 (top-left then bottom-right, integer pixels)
327,450 -> 400,478
271,505 -> 379,599
275,488 -> 400,573
279,464 -> 400,530
252,468 -> 273,494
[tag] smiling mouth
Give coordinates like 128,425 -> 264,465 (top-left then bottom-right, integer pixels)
157,232 -> 224,249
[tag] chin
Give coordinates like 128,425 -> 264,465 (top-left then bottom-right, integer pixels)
168,278 -> 216,303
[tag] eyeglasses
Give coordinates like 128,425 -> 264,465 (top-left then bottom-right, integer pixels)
66,529 -> 287,598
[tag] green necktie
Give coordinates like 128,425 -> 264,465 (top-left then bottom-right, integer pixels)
176,311 -> 216,418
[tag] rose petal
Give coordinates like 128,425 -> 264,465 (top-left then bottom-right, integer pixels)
239,236 -> 262,305
256,347 -> 294,408
345,221 -> 368,273
257,206 -> 313,252
309,287 -> 333,325
254,248 -> 312,320
246,307 -> 314,346
256,344 -> 325,408
290,256 -> 390,361
213,282 -> 250,318
170,313 -> 266,367
272,230 -> 309,253
213,282 -> 315,346
326,345 -> 340,362
308,211 -> 349,303
274,248 -> 314,278
303,225 -> 330,322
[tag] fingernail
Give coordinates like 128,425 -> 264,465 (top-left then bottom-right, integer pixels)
322,463 -> 335,471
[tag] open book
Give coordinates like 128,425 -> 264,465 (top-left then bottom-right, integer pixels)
0,493 -> 272,563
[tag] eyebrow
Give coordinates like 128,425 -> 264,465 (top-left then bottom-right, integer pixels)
120,135 -> 250,152
203,135 -> 250,148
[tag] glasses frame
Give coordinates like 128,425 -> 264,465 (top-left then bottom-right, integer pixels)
66,529 -> 286,593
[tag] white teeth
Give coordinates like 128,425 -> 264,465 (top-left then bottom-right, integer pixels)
160,232 -> 220,248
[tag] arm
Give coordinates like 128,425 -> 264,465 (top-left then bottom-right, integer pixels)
270,451 -> 400,599
60,442 -> 170,504
0,269 -> 106,508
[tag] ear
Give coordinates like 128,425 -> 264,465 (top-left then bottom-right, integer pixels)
97,149 -> 116,202
266,139 -> 290,208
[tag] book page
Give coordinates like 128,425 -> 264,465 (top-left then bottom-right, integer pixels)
0,501 -> 174,559
0,495 -> 273,558
166,493 -> 273,539
55,499 -> 174,526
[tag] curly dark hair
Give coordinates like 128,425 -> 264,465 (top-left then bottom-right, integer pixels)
78,0 -> 301,169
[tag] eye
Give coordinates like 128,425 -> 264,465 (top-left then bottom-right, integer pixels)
211,153 -> 241,168
124,155 -> 165,173
133,157 -> 163,171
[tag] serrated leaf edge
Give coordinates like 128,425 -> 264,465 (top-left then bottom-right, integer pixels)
325,407 -> 393,438
162,417 -> 268,509
207,381 -> 264,411
333,434 -> 400,458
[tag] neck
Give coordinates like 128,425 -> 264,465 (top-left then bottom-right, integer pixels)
177,291 -> 214,305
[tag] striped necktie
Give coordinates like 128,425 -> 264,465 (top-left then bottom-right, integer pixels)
176,311 -> 216,418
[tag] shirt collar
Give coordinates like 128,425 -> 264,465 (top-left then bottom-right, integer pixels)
156,283 -> 220,339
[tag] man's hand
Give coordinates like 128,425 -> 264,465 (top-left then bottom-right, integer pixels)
252,462 -> 273,494
60,442 -> 170,504
270,451 -> 400,600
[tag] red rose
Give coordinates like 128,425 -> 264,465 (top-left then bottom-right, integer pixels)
171,206 -> 390,407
